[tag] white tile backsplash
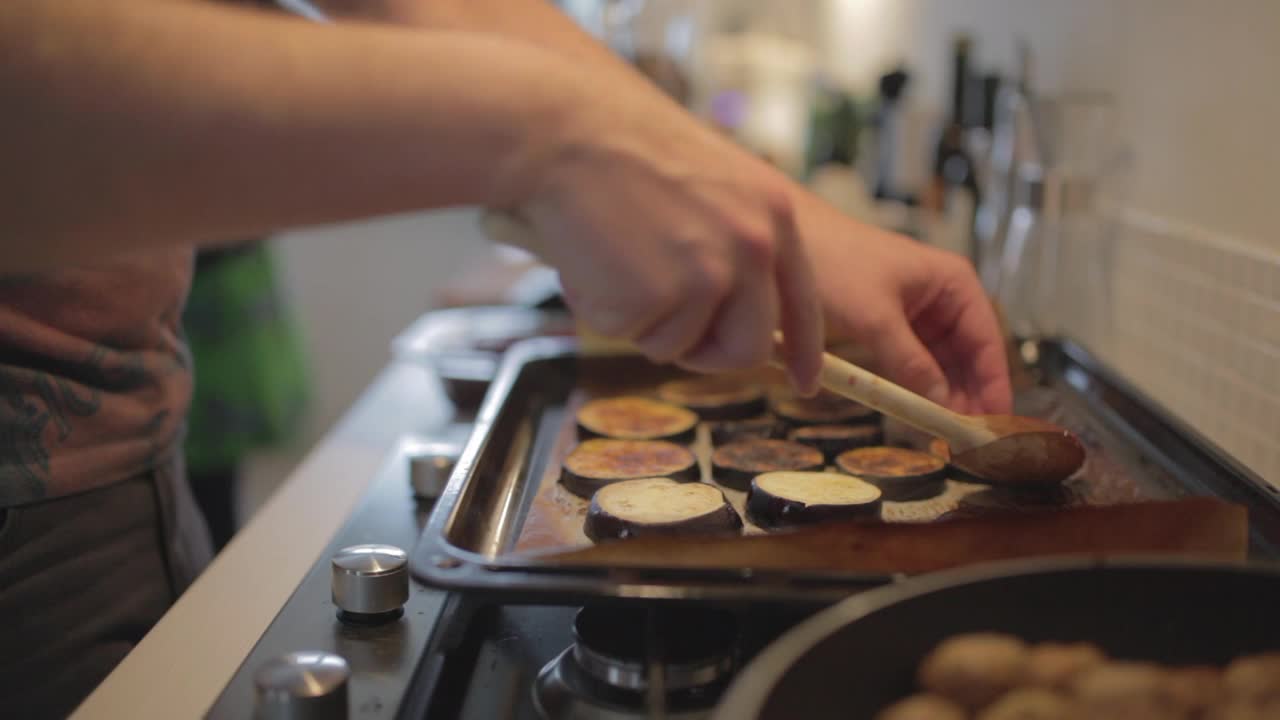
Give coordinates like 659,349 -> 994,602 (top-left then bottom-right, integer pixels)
1062,211 -> 1280,488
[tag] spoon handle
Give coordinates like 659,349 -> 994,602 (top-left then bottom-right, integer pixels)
775,341 -> 995,450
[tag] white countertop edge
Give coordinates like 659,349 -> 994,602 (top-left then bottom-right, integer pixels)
72,361 -> 447,720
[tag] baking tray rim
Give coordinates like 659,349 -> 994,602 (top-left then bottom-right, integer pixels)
411,336 -> 907,602
410,335 -> 1280,603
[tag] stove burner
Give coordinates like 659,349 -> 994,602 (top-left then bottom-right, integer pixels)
533,606 -> 737,720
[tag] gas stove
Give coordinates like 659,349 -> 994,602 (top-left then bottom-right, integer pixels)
418,603 -> 810,720
203,310 -> 1280,719
204,427 -> 816,720
202,306 -> 831,720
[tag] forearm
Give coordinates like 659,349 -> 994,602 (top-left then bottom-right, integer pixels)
313,0 -> 639,78
325,1 -> 878,250
0,0 -> 584,270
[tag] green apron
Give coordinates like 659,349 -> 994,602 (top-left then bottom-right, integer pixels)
182,242 -> 308,473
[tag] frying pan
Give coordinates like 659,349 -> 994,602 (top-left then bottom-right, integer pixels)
712,557 -> 1280,719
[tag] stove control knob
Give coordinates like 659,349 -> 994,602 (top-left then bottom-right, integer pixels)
254,651 -> 349,720
404,438 -> 460,501
331,544 -> 409,623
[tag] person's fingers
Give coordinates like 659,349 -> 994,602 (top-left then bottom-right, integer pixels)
904,255 -> 1012,414
960,314 -> 1012,413
951,292 -> 1012,414
922,338 -> 967,410
555,271 -> 576,304
873,315 -> 952,407
677,260 -> 778,374
520,207 -> 659,341
770,194 -> 824,395
930,302 -> 1011,414
632,257 -> 731,364
563,282 -> 659,340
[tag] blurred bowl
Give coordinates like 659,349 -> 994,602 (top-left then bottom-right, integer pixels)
714,557 -> 1280,720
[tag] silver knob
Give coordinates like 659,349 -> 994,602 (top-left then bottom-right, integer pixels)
331,544 -> 409,621
254,651 -> 349,720
405,439 -> 460,501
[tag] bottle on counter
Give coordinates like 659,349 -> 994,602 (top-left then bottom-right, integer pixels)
870,66 -> 914,205
923,35 -> 982,257
975,40 -> 1039,292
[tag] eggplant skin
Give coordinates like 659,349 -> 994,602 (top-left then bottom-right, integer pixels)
561,439 -> 699,498
585,493 -> 742,542
770,392 -> 879,429
707,415 -> 783,447
788,424 -> 885,463
835,446 -> 948,501
682,396 -> 765,422
710,439 -> 824,492
746,477 -> 882,529
561,460 -> 699,498
657,377 -> 768,421
870,476 -> 946,502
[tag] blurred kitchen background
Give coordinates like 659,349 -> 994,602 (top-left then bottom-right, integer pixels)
241,0 -> 1280,521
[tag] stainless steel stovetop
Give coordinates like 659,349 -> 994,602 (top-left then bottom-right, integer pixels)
204,317 -> 1280,719
204,416 -> 815,720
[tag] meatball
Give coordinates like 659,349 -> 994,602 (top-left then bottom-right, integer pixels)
977,688 -> 1074,720
918,633 -> 1029,709
1204,700 -> 1280,720
1071,662 -> 1188,720
1024,642 -> 1107,690
1223,653 -> 1280,704
1162,666 -> 1224,713
874,693 -> 968,720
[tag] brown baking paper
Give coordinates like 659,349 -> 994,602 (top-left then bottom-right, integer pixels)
507,373 -> 1249,573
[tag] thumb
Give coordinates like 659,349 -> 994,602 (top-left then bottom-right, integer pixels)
872,317 -> 951,407
480,209 -> 546,257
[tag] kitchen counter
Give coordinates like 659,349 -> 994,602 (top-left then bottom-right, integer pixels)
73,359 -> 454,719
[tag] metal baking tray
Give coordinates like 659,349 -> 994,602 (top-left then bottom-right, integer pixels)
391,306 -> 574,407
410,337 -> 1280,605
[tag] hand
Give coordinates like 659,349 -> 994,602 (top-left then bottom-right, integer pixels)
497,80 -> 824,394
802,200 -> 1012,414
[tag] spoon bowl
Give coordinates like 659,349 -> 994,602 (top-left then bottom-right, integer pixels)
795,348 -> 1087,486
948,415 -> 1086,485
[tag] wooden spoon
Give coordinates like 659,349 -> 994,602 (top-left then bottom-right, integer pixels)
479,209 -> 1084,485
783,345 -> 1084,486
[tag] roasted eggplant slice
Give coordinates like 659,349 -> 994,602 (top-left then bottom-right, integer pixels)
835,446 -> 948,501
707,415 -> 782,447
576,396 -> 698,443
747,471 -> 882,528
584,477 -> 742,542
656,376 -> 766,420
788,424 -> 885,463
927,436 -> 952,462
561,439 -> 698,498
710,439 -> 824,491
771,391 -> 879,428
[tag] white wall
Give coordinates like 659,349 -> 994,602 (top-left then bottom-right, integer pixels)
238,209 -> 491,518
271,208 -> 490,441
824,0 -> 1280,249
823,0 -> 1280,483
